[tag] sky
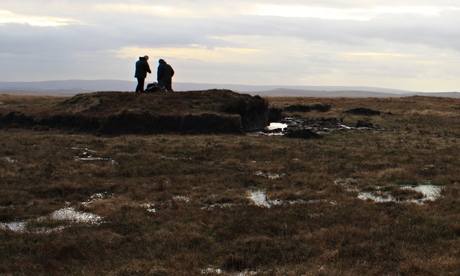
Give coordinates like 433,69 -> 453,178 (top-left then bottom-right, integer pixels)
1,1 -> 460,92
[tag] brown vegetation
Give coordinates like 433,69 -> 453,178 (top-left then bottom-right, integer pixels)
0,92 -> 459,275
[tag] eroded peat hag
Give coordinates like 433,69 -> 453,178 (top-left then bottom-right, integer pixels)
0,94 -> 459,275
0,90 -> 269,135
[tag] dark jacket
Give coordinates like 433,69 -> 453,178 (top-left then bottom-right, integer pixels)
157,59 -> 174,81
134,57 -> 151,78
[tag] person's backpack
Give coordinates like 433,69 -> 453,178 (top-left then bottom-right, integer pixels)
145,82 -> 160,92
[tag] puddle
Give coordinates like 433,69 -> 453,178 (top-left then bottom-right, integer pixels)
334,178 -> 442,204
249,116 -> 378,137
358,192 -> 397,203
0,221 -> 28,232
75,156 -> 117,164
0,207 -> 102,234
248,190 -> 272,208
1,194 -> 105,234
82,192 -> 113,206
173,195 -> 191,202
266,122 -> 288,131
402,185 -> 441,201
201,267 -> 258,275
247,190 -> 330,208
247,123 -> 287,136
73,147 -> 117,164
160,155 -> 192,161
334,178 -> 360,192
47,207 -> 102,224
0,157 -> 18,163
253,171 -> 285,180
357,185 -> 442,204
202,268 -> 223,274
201,203 -> 240,210
141,203 -> 157,213
0,220 -> 67,234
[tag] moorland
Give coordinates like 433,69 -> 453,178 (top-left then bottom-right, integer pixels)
0,91 -> 459,275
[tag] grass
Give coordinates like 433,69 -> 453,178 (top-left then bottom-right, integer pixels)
0,94 -> 459,275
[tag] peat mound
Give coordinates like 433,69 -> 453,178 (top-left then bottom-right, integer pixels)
344,107 -> 381,116
0,90 -> 269,135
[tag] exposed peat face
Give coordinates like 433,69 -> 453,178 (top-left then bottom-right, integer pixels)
0,90 -> 269,134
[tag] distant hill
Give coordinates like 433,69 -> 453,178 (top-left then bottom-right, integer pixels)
0,79 -> 459,98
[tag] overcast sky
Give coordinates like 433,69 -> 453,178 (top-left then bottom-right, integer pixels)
1,1 -> 460,92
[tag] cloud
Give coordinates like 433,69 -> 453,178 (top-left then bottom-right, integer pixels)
0,10 -> 78,26
1,1 -> 460,91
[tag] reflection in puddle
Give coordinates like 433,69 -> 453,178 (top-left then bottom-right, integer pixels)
1,198 -> 104,234
247,190 -> 332,208
253,171 -> 285,180
266,122 -> 288,131
201,267 -> 258,275
82,192 -> 113,206
402,185 -> 442,201
73,147 -> 117,164
247,123 -> 287,136
201,203 -> 239,210
48,207 -> 102,224
201,268 -> 223,274
248,190 -> 271,208
173,195 -> 191,202
358,185 -> 442,204
0,157 -> 18,163
0,221 -> 28,232
141,203 -> 157,213
334,178 -> 443,204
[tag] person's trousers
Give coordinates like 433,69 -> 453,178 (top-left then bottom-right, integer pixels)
158,79 -> 174,92
136,77 -> 145,92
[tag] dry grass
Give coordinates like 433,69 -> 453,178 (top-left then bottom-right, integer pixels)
0,94 -> 460,275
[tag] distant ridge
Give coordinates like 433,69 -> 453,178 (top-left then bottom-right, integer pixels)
0,80 -> 459,98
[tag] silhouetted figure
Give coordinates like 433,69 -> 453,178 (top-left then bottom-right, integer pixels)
157,59 -> 175,92
134,55 -> 151,92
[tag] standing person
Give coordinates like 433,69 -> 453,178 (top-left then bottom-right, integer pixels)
134,55 -> 151,93
157,59 -> 175,92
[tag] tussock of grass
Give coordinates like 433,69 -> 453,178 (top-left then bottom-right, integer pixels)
0,95 -> 459,274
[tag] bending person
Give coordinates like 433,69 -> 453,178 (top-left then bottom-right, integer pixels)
157,59 -> 175,92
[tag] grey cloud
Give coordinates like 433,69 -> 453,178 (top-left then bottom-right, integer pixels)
2,0 -> 460,91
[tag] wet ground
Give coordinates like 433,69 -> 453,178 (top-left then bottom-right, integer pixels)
250,116 -> 378,138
